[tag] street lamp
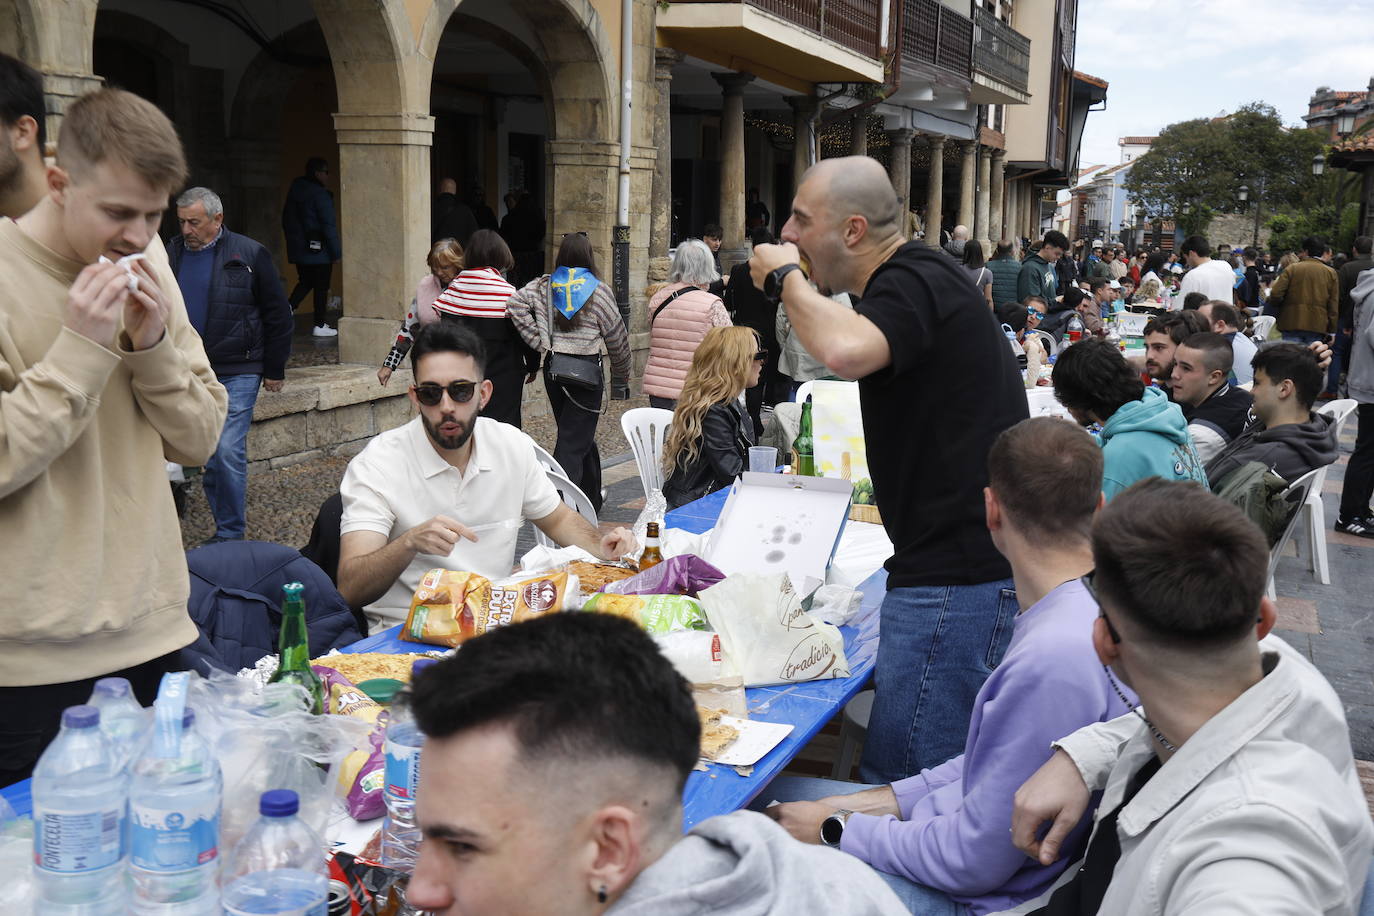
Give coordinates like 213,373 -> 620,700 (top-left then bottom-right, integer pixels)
1312,153 -> 1326,177
1237,184 -> 1249,204
1337,112 -> 1357,137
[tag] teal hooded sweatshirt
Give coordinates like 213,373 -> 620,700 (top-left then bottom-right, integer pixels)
1099,386 -> 1208,501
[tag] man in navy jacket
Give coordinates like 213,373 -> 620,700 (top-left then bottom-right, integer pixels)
169,187 -> 293,543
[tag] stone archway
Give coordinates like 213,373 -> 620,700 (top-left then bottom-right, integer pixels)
1,0 -> 103,142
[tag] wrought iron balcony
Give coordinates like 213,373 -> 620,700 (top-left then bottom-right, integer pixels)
972,7 -> 1029,95
902,0 -> 972,78
670,0 -> 887,60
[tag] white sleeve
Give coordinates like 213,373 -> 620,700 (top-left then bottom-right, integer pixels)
1053,712 -> 1142,791
339,453 -> 396,537
1188,424 -> 1226,465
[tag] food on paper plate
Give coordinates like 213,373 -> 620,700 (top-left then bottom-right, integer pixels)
401,568 -> 573,648
308,652 -> 436,686
567,560 -> 639,595
696,706 -> 739,760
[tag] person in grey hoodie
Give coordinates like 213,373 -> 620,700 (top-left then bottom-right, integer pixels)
404,612 -> 907,916
1336,264 -> 1374,535
1206,343 -> 1338,487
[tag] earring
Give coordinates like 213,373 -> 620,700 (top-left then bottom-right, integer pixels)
597,885 -> 608,904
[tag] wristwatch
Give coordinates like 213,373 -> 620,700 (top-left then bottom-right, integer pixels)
764,263 -> 803,303
820,808 -> 854,848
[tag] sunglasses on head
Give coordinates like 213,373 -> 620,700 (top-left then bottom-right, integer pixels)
413,381 -> 478,406
754,349 -> 769,362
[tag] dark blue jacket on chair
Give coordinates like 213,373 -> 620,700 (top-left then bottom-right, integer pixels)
179,540 -> 363,675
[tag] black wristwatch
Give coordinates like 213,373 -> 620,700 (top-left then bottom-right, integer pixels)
764,263 -> 803,303
820,808 -> 854,848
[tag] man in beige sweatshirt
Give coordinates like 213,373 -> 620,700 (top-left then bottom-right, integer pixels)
0,85 -> 227,785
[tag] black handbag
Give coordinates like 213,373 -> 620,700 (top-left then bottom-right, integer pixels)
547,351 -> 602,390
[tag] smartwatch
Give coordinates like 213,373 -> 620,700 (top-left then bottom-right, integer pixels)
820,808 -> 854,848
764,263 -> 803,303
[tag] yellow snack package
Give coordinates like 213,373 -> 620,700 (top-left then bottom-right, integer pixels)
401,568 -> 572,648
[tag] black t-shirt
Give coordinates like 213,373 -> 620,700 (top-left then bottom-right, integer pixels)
855,242 -> 1027,588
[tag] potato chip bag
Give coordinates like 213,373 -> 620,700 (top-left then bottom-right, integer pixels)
400,568 -> 571,648
314,665 -> 388,820
582,592 -> 707,634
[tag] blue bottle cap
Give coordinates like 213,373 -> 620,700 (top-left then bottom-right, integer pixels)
93,677 -> 133,698
411,658 -> 439,677
63,705 -> 100,729
260,789 -> 299,818
182,708 -> 196,729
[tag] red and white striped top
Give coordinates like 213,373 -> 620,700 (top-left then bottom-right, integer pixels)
433,267 -> 516,319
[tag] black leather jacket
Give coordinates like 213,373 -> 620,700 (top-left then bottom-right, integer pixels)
663,399 -> 755,510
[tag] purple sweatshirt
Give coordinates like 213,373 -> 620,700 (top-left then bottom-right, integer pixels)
840,580 -> 1133,915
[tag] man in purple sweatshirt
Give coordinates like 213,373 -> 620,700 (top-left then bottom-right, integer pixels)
762,417 -> 1134,914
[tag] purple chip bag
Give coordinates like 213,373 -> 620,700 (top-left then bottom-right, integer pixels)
602,554 -> 725,598
315,665 -> 389,820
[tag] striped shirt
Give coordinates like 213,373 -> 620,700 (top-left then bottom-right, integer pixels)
433,267 -> 516,319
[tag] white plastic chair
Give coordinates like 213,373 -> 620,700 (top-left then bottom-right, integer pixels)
1033,329 -> 1059,359
1266,467 -> 1321,600
620,407 -> 673,500
1251,315 -> 1276,341
831,689 -> 874,780
1293,399 -> 1358,584
530,441 -> 568,479
794,379 -> 815,404
533,467 -> 601,549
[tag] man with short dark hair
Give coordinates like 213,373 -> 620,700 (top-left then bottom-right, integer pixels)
1169,332 -> 1253,463
1019,231 -> 1067,304
0,52 -> 46,220
168,186 -> 293,543
1206,343 -> 1337,487
1087,278 -> 1115,318
1053,339 -> 1206,500
1238,247 -> 1262,313
762,418 -> 1132,914
1141,311 -> 1208,390
1268,235 -> 1338,345
1177,235 -> 1235,303
1197,299 -> 1257,385
702,222 -> 724,275
282,155 -> 341,337
1004,480 -> 1373,915
988,238 -> 1022,307
406,613 -> 908,914
337,322 -> 634,627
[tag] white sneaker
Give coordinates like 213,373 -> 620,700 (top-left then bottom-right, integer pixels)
312,324 -> 338,338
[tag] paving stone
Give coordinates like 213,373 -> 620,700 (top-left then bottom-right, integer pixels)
1274,597 -> 1321,634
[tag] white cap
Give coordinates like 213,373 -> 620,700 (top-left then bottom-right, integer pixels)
1108,279 -> 1122,289
1170,264 -> 1184,274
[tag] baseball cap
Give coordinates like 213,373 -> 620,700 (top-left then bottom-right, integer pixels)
1108,279 -> 1121,289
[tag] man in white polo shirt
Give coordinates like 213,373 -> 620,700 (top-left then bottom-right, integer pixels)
337,321 -> 635,627
1176,235 -> 1236,304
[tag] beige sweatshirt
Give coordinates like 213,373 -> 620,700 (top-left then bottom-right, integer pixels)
0,219 -> 228,686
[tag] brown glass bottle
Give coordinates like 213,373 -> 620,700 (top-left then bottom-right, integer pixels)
639,522 -> 664,570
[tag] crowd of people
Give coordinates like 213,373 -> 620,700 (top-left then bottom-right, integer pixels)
2,45 -> 1373,914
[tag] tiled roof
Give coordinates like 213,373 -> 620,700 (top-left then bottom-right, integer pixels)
1335,135 -> 1374,153
1074,70 -> 1108,89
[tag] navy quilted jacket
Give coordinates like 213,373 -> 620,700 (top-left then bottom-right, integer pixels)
167,228 -> 293,379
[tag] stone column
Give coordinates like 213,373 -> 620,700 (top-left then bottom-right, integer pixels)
713,72 -> 755,270
333,112 -> 435,366
924,136 -> 945,241
958,142 -> 976,231
886,128 -> 915,237
649,48 -> 682,279
787,95 -> 819,190
975,146 -> 991,252
989,150 -> 1006,244
849,113 -> 868,156
42,71 -> 104,148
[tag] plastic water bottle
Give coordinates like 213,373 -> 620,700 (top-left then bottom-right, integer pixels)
381,659 -> 439,871
129,707 -> 222,914
88,676 -> 148,770
1066,313 -> 1085,344
31,705 -> 128,916
222,789 -> 327,916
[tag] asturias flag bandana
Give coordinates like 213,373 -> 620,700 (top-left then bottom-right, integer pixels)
551,266 -> 599,319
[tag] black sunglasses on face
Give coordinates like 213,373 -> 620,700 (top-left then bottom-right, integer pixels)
413,381 -> 478,406
1081,571 -> 1122,644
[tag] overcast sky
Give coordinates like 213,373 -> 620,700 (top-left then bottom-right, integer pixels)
1073,0 -> 1374,169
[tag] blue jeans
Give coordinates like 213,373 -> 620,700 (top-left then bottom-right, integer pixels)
860,580 -> 1017,783
751,777 -> 968,915
202,373 -> 260,539
1281,329 -> 1324,346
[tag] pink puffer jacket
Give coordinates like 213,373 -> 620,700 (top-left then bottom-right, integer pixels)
643,283 -> 732,399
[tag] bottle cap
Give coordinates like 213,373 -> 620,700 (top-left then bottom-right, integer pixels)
63,705 -> 100,729
93,677 -> 133,699
282,581 -> 304,600
182,707 -> 196,729
411,658 -> 439,677
260,789 -> 300,818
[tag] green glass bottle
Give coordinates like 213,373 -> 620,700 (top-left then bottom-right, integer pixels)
792,394 -> 815,477
268,581 -> 324,714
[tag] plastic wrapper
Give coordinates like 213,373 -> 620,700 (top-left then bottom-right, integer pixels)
632,488 -> 667,547
582,592 -> 707,633
601,553 -> 726,598
699,573 -> 851,687
807,584 -> 863,626
653,630 -> 725,683
400,568 -> 573,648
315,665 -> 389,821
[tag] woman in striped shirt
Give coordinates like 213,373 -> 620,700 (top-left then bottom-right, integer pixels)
433,229 -> 538,427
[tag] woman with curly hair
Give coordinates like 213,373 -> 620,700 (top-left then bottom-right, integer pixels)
661,326 -> 763,510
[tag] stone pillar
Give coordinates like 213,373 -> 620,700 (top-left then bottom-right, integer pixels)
886,128 -> 915,238
713,71 -> 754,270
649,48 -> 682,280
333,112 -> 435,366
975,146 -> 991,252
924,135 -> 945,242
849,113 -> 868,156
989,150 -> 1006,244
958,142 -> 976,231
787,95 -> 819,189
41,72 -> 104,149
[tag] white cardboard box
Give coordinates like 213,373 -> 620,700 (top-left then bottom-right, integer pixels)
705,472 -> 853,592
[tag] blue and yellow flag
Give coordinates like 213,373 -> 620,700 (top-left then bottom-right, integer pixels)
551,266 -> 599,319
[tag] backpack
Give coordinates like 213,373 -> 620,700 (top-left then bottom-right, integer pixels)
1212,460 -> 1295,547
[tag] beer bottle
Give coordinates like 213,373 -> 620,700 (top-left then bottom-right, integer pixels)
639,522 -> 664,571
268,582 -> 324,715
792,394 -> 816,476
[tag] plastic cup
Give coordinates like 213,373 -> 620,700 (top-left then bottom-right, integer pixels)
748,446 -> 779,473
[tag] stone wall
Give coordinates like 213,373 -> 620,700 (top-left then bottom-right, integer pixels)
1207,213 -> 1270,251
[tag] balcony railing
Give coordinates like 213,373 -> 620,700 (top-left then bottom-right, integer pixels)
972,7 -> 1029,94
902,0 -> 972,78
671,0 -> 886,60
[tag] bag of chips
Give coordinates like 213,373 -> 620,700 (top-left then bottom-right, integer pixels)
400,569 -> 573,648
581,592 -> 708,633
314,665 -> 388,820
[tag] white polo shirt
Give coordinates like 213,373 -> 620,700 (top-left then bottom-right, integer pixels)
340,416 -> 562,625
1178,258 -> 1236,304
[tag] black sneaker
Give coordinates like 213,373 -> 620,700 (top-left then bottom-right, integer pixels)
1334,516 -> 1374,538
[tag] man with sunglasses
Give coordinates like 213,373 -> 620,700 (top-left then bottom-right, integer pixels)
337,322 -> 635,628
1001,479 -> 1372,916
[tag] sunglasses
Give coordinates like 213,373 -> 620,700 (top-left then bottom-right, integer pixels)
1081,571 -> 1122,644
754,349 -> 769,362
1026,308 -> 1043,320
413,381 -> 478,406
